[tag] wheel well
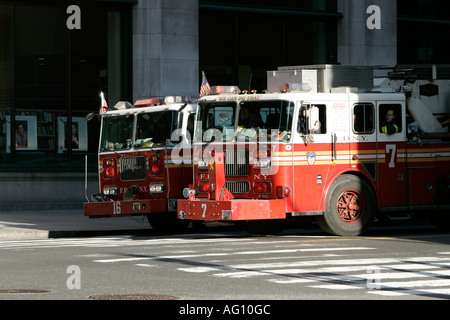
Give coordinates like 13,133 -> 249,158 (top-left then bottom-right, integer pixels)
323,171 -> 378,211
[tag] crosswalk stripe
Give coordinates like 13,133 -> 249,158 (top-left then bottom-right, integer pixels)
368,288 -> 450,297
3,233 -> 450,299
96,247 -> 373,263
268,269 -> 450,284
214,263 -> 450,280
180,256 -> 450,277
0,236 -> 259,250
313,279 -> 450,290
174,249 -> 450,298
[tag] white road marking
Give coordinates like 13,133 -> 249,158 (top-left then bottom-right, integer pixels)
96,247 -> 374,263
313,279 -> 450,290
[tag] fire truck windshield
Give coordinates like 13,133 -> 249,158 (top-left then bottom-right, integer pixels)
135,110 -> 180,148
238,100 -> 293,141
100,115 -> 134,152
195,100 -> 294,142
196,102 -> 236,142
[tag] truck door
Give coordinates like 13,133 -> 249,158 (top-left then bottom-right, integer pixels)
293,102 -> 333,213
376,102 -> 407,208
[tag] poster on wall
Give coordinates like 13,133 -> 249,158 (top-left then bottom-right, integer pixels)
57,117 -> 88,153
6,115 -> 38,152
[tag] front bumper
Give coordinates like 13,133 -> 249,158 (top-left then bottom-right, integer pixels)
84,199 -> 167,218
177,198 -> 286,221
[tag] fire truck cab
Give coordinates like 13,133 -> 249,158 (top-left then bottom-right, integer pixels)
177,67 -> 450,236
84,96 -> 196,231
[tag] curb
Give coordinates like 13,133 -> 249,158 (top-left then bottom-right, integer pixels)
0,228 -> 155,241
0,230 -> 50,241
47,229 -> 152,239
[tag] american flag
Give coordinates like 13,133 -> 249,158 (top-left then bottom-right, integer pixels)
200,71 -> 210,96
100,91 -> 108,114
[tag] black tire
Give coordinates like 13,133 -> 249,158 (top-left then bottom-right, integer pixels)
430,209 -> 450,231
316,175 -> 376,236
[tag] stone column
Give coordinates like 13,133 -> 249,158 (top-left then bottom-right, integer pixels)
132,0 -> 199,101
337,0 -> 397,66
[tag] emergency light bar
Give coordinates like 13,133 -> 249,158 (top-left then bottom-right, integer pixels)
164,96 -> 191,104
209,86 -> 240,95
134,98 -> 162,107
280,83 -> 311,93
113,101 -> 133,110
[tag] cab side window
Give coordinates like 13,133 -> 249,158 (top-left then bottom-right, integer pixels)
186,113 -> 195,142
353,103 -> 374,134
379,104 -> 402,135
298,104 -> 326,134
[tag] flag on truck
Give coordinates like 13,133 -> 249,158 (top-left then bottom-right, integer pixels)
100,91 -> 108,114
200,71 -> 210,96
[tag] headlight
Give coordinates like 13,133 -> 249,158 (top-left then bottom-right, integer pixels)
183,187 -> 198,199
149,183 -> 165,194
103,186 -> 118,196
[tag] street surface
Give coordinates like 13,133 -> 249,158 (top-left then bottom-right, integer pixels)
0,221 -> 450,305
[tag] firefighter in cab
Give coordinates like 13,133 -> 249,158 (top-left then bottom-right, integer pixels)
381,108 -> 399,135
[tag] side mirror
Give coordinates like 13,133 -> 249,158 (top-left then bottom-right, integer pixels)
300,134 -> 314,144
85,112 -> 97,122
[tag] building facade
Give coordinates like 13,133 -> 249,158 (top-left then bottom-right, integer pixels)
0,0 -> 448,210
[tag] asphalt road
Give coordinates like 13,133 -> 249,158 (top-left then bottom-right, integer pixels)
0,222 -> 449,308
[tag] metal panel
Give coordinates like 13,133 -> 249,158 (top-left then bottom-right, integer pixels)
225,180 -> 250,194
277,65 -> 374,93
225,148 -> 249,177
120,156 -> 146,181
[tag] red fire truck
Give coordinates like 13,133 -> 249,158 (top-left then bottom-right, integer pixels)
84,96 -> 196,231
177,66 -> 450,236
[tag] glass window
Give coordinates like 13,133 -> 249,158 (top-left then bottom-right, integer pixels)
196,102 -> 237,142
0,110 -> 9,155
0,4 -> 13,156
186,112 -> 196,142
353,104 -> 374,134
0,2 -> 132,171
6,111 -> 57,152
14,5 -> 68,112
201,0 -> 337,12
398,1 -> 450,64
99,115 -> 134,152
196,100 -> 294,143
379,104 -> 402,135
238,100 -> 294,141
135,111 -> 180,148
398,0 -> 450,20
199,1 -> 338,92
298,104 -> 326,134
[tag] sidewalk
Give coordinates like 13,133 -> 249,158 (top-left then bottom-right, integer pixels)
0,210 -> 151,240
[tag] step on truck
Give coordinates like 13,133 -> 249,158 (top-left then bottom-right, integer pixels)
84,96 -> 196,232
177,65 -> 450,236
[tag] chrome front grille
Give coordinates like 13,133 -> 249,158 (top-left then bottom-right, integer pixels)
120,156 -> 146,181
225,148 -> 249,177
225,181 -> 250,194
